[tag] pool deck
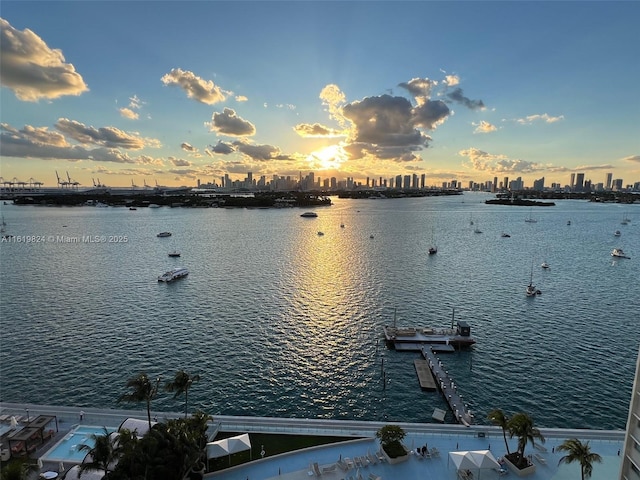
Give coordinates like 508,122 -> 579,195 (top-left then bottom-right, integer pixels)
0,402 -> 625,480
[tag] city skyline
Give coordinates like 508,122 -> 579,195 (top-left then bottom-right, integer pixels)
1,2 -> 639,188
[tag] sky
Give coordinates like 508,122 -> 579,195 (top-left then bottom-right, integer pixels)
1,1 -> 639,189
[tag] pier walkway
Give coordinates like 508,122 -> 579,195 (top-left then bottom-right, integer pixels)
421,347 -> 474,426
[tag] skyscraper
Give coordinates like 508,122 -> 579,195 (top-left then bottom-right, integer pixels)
575,173 -> 585,192
606,172 -> 613,190
620,348 -> 640,479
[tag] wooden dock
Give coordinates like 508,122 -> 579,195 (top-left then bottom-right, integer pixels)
422,347 -> 474,426
413,359 -> 436,391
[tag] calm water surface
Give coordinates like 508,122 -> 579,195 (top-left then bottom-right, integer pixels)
1,193 -> 638,430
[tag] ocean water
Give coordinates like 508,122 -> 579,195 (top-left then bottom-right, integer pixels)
1,193 -> 638,430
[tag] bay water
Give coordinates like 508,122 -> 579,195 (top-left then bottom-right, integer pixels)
1,193 -> 638,430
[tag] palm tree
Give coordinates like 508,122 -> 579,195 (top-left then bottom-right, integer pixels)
508,412 -> 545,466
78,427 -> 120,477
557,438 -> 602,480
488,409 -> 511,455
119,372 -> 161,429
165,370 -> 201,418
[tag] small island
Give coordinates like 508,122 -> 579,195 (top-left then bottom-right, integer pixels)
485,198 -> 555,206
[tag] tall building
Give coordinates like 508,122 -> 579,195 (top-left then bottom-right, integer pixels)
620,347 -> 640,479
503,176 -> 509,191
606,172 -> 613,190
575,173 -> 585,192
570,173 -> 575,189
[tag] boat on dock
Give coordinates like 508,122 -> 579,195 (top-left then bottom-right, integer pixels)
383,309 -> 476,351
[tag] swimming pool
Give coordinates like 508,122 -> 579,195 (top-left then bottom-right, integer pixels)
40,425 -> 117,464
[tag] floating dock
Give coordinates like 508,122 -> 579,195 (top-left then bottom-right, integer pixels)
383,311 -> 476,351
422,347 -> 474,426
413,359 -> 436,391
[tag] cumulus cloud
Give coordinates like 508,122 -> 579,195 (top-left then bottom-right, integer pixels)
233,141 -> 282,161
343,95 -> 430,148
398,77 -> 438,101
207,140 -> 235,155
459,147 -> 544,173
235,95 -> 248,102
293,123 -> 344,137
0,18 -> 89,101
320,84 -> 347,128
0,123 -> 136,163
54,118 -> 160,150
622,155 -> 640,163
473,120 -> 497,134
516,113 -> 564,124
170,157 -> 192,167
446,88 -> 485,110
119,108 -> 139,120
443,75 -> 460,87
161,68 -> 228,105
207,108 -> 255,136
119,94 -> 144,119
181,142 -> 197,153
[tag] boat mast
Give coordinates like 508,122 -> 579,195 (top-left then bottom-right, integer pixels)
451,307 -> 455,329
393,308 -> 397,329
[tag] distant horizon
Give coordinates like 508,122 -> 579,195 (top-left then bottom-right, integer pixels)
1,2 -> 639,188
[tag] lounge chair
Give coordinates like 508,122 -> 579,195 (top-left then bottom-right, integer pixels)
360,455 -> 370,466
534,453 -> 547,465
344,457 -> 354,469
322,464 -> 336,473
376,449 -> 387,462
367,452 -> 378,464
357,473 -> 364,480
354,456 -> 363,467
430,447 -> 440,457
368,474 -> 382,480
337,459 -> 349,471
313,462 -> 322,476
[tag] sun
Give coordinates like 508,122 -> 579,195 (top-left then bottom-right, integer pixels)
308,145 -> 347,171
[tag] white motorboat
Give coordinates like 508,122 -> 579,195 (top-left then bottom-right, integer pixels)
614,230 -> 621,237
158,267 -> 189,282
300,212 -> 318,218
157,231 -> 172,237
541,262 -> 550,269
611,248 -> 630,259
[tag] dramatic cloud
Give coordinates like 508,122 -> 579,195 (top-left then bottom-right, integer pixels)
0,123 -> 136,163
623,155 -> 640,163
343,95 -> 430,148
233,141 -> 282,161
293,123 -> 344,137
516,113 -> 564,124
446,88 -> 485,110
207,140 -> 235,155
412,100 -> 451,130
459,147 -> 545,173
0,18 -> 89,101
161,68 -> 228,105
473,121 -> 497,134
54,118 -> 160,150
207,108 -> 255,136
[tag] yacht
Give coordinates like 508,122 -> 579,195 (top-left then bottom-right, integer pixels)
168,250 -> 181,257
525,209 -> 537,223
611,248 -> 630,259
614,230 -> 621,237
158,267 -> 189,282
157,232 -> 172,237
541,262 -> 550,269
526,283 -> 540,297
567,220 -> 572,225
474,227 -> 482,234
300,212 -> 318,218
428,246 -> 437,255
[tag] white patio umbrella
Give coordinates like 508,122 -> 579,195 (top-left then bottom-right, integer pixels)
10,417 -> 17,429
